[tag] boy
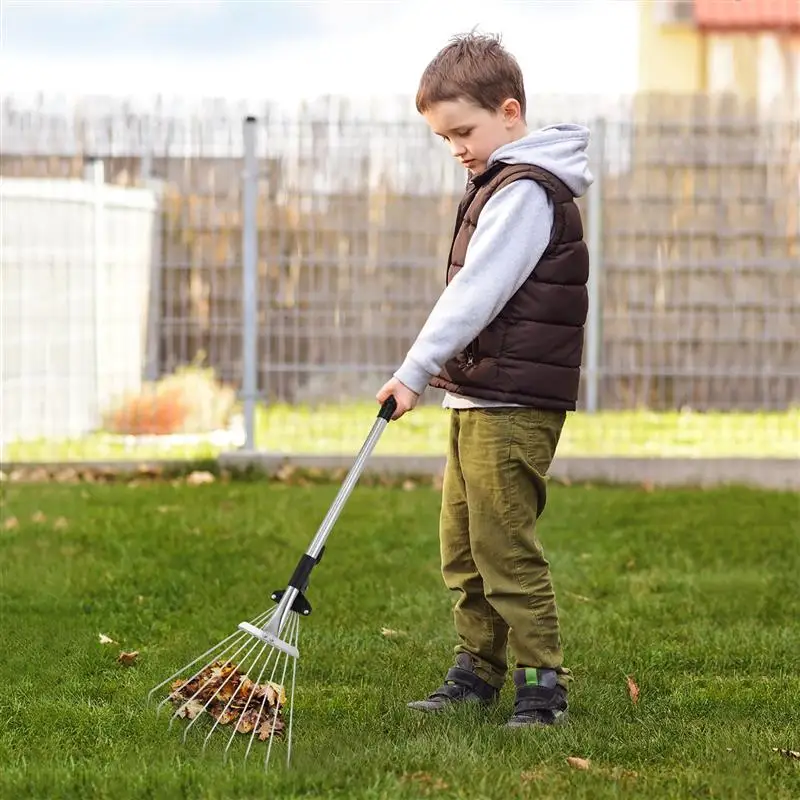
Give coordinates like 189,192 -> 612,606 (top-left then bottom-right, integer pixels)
376,31 -> 592,728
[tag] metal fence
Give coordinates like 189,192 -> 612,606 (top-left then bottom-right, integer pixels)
1,92 -> 798,467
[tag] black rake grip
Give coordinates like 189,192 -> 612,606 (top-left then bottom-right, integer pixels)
378,395 -> 398,421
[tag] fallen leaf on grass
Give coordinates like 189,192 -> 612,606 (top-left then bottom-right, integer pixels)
54,517 -> 69,530
626,675 -> 640,704
98,633 -> 116,645
175,699 -> 205,719
380,627 -> 407,638
117,650 -> 139,666
567,756 -> 591,770
215,706 -> 240,726
773,748 -> 800,760
234,707 -> 261,734
186,470 -> 215,485
31,511 -> 47,523
3,516 -> 19,530
256,717 -> 284,741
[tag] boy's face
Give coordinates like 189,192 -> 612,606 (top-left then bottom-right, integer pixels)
423,97 -> 523,176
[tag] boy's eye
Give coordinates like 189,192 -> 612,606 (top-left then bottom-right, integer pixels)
438,129 -> 472,142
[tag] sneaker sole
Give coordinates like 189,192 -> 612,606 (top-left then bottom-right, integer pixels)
407,697 -> 498,713
503,709 -> 569,728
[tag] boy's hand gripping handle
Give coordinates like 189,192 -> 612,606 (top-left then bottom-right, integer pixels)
377,395 -> 398,421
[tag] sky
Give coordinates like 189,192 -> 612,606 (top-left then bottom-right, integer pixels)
1,0 -> 641,105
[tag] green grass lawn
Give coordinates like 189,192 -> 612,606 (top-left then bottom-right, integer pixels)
5,404 -> 800,462
1,480 -> 799,799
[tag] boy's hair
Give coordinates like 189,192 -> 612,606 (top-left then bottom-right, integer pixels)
416,31 -> 526,117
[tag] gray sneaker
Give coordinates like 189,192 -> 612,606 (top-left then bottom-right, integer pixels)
504,667 -> 568,727
407,653 -> 500,712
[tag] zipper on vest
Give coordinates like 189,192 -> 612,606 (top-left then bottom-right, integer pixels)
465,341 -> 476,366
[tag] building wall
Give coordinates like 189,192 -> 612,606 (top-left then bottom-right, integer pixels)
637,0 -> 709,94
0,175 -> 160,442
637,0 -> 798,103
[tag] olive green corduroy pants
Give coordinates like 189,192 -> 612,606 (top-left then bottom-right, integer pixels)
438,407 -> 571,690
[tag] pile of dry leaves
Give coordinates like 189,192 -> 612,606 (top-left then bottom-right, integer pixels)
169,660 -> 286,740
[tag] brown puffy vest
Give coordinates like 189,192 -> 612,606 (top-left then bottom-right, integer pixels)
428,161 -> 589,410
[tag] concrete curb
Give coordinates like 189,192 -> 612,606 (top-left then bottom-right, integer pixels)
219,453 -> 800,491
2,455 -> 797,490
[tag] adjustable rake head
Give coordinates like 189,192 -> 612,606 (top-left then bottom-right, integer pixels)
147,599 -> 301,769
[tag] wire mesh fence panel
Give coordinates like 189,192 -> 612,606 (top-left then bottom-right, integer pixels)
1,93 -> 798,465
600,94 -> 799,411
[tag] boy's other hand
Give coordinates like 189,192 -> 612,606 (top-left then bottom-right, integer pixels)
376,378 -> 419,420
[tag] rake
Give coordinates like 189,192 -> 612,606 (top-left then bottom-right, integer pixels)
147,396 -> 398,769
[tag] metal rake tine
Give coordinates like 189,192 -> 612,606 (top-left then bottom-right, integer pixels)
265,612 -> 299,771
261,615 -> 291,769
286,614 -> 300,767
148,606 -> 275,709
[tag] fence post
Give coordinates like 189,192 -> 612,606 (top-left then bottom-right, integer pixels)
241,116 -> 258,451
84,158 -> 106,425
585,117 -> 606,414
143,175 -> 164,383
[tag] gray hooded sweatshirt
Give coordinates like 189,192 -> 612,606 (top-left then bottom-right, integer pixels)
393,123 -> 594,409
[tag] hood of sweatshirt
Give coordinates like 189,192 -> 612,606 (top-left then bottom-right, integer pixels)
487,123 -> 593,198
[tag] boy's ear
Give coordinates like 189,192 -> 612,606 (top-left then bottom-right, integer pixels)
501,98 -> 522,124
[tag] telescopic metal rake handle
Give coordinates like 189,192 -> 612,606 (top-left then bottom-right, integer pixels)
238,395 -> 398,656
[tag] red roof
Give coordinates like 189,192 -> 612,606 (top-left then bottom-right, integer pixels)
694,0 -> 800,31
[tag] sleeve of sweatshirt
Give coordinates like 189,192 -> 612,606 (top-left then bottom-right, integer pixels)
393,179 -> 554,395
